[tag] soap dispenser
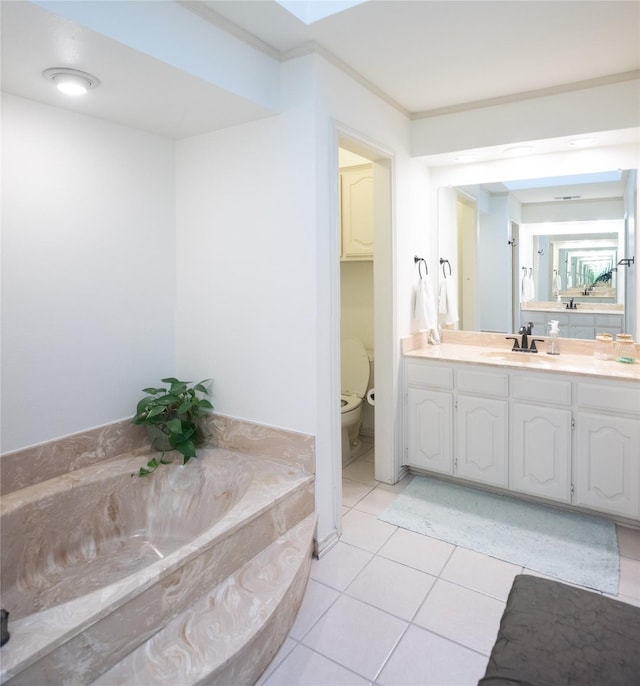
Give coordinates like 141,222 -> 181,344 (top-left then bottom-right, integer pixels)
547,320 -> 560,355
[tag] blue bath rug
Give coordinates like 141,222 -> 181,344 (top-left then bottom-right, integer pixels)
379,476 -> 619,594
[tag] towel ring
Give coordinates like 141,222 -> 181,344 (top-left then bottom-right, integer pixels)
414,255 -> 428,278
439,258 -> 451,276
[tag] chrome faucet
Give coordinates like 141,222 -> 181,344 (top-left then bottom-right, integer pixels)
506,322 -> 544,353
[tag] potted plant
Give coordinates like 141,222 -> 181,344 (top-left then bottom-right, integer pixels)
132,377 -> 213,476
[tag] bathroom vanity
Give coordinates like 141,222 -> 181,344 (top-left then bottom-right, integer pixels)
403,333 -> 640,523
520,301 -> 624,339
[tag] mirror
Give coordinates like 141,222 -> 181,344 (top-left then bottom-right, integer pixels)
438,169 -> 636,339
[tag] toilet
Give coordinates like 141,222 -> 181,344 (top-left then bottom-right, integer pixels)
341,338 -> 370,463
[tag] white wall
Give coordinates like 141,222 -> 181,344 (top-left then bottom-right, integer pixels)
1,94 -> 176,452
412,78 -> 640,156
174,58 -> 317,437
340,262 -> 374,350
175,53 -> 430,551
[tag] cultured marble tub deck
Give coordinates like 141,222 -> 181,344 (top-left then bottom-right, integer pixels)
0,448 -> 315,684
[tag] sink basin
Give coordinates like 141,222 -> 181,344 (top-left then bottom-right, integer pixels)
481,350 -> 557,364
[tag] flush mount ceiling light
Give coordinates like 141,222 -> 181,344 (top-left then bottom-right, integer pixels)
568,137 -> 595,147
503,145 -> 536,155
42,68 -> 101,96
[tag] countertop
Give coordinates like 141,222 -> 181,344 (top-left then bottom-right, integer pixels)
520,301 -> 624,316
403,331 -> 640,382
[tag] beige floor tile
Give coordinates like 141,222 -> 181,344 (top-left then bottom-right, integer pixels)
378,527 -> 454,576
342,478 -> 375,507
377,472 -> 414,494
440,547 -> 522,601
353,487 -> 398,516
377,625 -> 488,686
341,509 -> 397,553
302,595 -> 407,681
255,637 -> 296,685
342,460 -> 377,486
310,542 -> 373,591
264,644 -> 370,686
346,555 -> 436,620
617,525 -> 640,561
289,579 -> 340,640
359,448 -> 375,463
618,556 -> 640,601
414,579 -> 505,655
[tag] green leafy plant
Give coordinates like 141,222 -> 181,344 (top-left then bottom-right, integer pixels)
132,377 -> 213,476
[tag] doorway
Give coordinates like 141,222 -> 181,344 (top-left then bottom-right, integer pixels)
339,146 -> 375,471
335,131 -> 394,533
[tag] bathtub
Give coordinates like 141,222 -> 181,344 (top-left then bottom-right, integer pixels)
0,447 -> 315,684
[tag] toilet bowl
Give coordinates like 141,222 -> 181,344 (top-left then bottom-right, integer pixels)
341,338 -> 370,463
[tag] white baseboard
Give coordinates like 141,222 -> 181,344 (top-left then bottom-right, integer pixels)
314,529 -> 339,559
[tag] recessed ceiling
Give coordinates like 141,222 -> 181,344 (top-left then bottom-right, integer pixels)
0,1 -> 275,139
1,0 -> 638,145
202,0 -> 640,114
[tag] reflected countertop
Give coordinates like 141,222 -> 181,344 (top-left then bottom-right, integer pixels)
520,300 -> 624,316
403,331 -> 640,382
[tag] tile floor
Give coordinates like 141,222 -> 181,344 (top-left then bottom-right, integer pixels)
258,441 -> 640,686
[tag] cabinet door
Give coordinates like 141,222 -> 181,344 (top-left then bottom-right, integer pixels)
455,395 -> 507,487
575,413 -> 640,518
340,166 -> 374,260
407,387 -> 453,474
510,402 -> 572,503
569,325 -> 595,340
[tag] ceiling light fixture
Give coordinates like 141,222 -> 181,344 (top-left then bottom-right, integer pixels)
42,68 -> 101,96
503,145 -> 535,155
454,154 -> 477,163
568,137 -> 595,147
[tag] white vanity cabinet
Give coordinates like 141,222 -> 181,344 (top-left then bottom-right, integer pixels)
405,361 -> 508,487
404,355 -> 640,522
519,309 -> 624,339
455,368 -> 508,487
405,360 -> 453,474
574,380 -> 640,518
407,387 -> 453,474
509,374 -> 572,503
340,164 -> 374,260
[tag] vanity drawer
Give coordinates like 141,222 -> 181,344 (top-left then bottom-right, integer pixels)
457,366 -> 508,397
577,381 -> 640,416
511,373 -> 572,406
406,360 -> 453,390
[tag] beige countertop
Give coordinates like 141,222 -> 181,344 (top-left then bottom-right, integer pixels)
520,301 -> 624,316
403,331 -> 640,382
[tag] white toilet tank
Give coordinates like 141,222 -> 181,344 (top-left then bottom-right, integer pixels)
341,338 -> 370,399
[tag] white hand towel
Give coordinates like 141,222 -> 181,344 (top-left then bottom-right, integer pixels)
527,273 -> 535,301
521,271 -> 528,303
414,276 -> 440,343
553,274 -> 562,294
567,273 -> 573,289
439,273 -> 458,325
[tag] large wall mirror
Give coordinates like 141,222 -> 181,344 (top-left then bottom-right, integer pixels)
437,168 -> 637,339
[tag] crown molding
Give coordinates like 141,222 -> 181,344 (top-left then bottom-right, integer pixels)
179,3 -> 638,125
411,70 -> 640,120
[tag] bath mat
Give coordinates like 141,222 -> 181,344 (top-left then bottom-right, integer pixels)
379,476 -> 619,594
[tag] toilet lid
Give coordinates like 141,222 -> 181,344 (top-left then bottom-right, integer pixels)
341,338 -> 370,398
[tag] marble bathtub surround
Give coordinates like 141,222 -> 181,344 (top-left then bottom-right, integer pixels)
205,413 -> 315,474
0,419 -> 148,496
0,449 -> 315,684
1,413 -> 315,496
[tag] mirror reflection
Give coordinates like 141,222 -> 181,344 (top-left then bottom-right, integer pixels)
440,169 -> 636,339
